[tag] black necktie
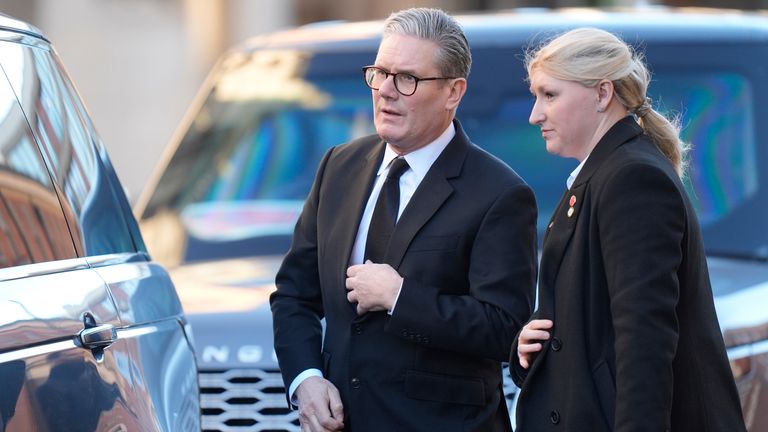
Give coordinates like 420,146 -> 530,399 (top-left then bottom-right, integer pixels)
364,156 -> 410,263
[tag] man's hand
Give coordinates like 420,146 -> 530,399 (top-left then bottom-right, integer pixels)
296,376 -> 344,432
518,319 -> 553,369
345,261 -> 403,315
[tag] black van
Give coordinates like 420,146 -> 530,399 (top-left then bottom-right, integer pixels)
0,13 -> 200,431
136,7 -> 768,431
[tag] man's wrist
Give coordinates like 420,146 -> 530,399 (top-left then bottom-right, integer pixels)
288,368 -> 324,408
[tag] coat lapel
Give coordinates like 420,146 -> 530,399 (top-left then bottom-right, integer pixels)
384,121 -> 467,269
537,117 -> 644,319
536,185 -> 585,319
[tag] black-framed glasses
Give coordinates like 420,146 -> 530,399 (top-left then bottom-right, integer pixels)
362,66 -> 455,96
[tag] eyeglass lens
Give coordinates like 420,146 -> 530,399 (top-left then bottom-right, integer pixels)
365,68 -> 418,96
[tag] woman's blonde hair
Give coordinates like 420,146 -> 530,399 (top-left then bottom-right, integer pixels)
526,28 -> 688,176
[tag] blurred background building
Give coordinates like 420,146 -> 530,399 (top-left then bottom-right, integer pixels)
0,0 -> 763,201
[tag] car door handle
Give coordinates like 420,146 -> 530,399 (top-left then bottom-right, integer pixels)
79,323 -> 117,349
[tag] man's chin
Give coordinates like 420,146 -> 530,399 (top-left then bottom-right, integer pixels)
374,127 -> 401,146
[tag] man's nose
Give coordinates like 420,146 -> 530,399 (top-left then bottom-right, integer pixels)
378,74 -> 399,98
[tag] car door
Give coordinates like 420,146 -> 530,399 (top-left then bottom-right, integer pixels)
1,32 -> 199,430
0,36 -> 136,431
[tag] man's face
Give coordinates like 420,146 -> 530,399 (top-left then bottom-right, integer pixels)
371,34 -> 461,154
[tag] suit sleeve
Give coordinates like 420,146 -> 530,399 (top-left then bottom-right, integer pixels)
386,183 -> 538,361
598,163 -> 685,431
270,147 -> 334,398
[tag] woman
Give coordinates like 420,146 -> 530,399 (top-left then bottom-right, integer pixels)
510,28 -> 746,431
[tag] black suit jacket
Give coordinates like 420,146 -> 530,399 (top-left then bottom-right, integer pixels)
510,117 -> 745,432
271,120 -> 537,431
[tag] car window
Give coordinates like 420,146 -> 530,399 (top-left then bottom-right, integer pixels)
3,42 -> 137,257
0,42 -> 77,268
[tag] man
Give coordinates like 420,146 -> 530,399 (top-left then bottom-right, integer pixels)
270,8 -> 537,432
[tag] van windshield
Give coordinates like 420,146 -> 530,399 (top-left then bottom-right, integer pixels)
141,44 -> 767,262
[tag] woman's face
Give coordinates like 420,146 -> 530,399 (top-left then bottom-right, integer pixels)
528,69 -> 602,161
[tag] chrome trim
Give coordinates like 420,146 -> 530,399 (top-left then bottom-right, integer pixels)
200,368 -> 299,432
0,14 -> 47,40
0,339 -> 75,364
197,367 -> 520,431
85,252 -> 148,267
79,324 -> 117,348
0,29 -> 49,49
0,258 -> 90,282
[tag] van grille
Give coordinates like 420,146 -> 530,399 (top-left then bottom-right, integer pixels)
200,367 -> 519,431
200,368 -> 299,432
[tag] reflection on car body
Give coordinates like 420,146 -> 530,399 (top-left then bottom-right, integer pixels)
0,12 -> 200,431
136,7 -> 768,431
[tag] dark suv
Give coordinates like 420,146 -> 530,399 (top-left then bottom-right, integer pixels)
0,13 -> 200,431
136,7 -> 768,431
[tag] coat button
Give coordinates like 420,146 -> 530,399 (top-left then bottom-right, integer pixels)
550,337 -> 562,351
354,324 -> 362,335
351,377 -> 361,389
550,410 -> 560,424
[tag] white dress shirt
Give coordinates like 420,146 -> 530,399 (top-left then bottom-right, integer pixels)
288,122 -> 456,406
567,155 -> 589,189
349,123 -> 454,266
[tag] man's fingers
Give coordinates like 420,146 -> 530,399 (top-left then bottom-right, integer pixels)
307,413 -> 327,432
328,387 -> 345,425
346,264 -> 365,276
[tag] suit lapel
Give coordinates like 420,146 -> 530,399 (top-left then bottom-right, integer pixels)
384,121 -> 467,269
328,139 -> 385,317
336,141 -> 385,265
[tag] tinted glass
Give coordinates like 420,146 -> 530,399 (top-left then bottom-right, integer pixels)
0,41 -> 76,268
6,43 -> 137,257
142,42 -> 768,262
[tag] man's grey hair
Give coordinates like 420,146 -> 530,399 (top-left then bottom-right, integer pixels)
383,8 -> 471,79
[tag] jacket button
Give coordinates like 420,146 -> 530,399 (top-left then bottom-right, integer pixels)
551,337 -> 562,351
351,377 -> 361,389
550,410 -> 560,424
354,324 -> 362,335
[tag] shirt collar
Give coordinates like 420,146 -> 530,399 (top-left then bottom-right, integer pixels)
567,155 -> 589,189
378,122 -> 455,178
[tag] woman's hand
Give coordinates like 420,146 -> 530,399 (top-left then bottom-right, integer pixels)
518,319 -> 554,369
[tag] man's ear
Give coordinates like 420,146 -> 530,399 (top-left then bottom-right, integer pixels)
596,79 -> 614,111
446,78 -> 467,111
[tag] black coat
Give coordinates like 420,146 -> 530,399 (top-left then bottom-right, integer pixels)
272,120 -> 538,431
511,117 -> 746,432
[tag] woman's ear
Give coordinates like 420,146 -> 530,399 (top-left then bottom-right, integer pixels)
596,79 -> 614,112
